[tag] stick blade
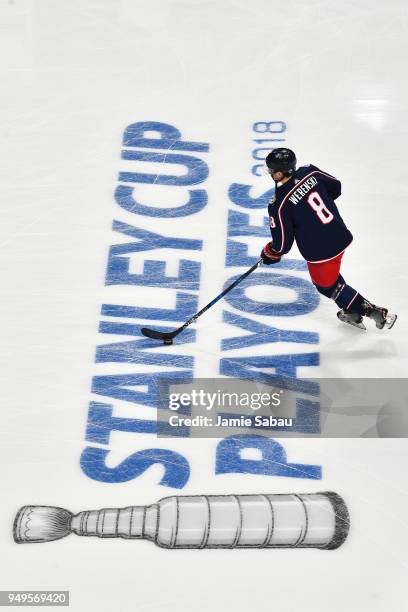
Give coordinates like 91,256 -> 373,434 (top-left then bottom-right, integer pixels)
141,327 -> 174,341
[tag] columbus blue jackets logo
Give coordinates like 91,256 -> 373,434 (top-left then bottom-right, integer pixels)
268,196 -> 276,205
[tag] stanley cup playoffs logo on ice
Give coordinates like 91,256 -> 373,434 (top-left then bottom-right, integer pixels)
79,120 -> 323,488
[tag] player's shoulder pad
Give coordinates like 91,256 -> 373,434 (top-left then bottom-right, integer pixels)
298,163 -> 319,173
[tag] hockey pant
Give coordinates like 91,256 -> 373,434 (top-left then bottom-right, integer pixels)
307,252 -> 367,315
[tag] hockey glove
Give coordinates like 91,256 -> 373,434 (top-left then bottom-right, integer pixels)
261,242 -> 281,265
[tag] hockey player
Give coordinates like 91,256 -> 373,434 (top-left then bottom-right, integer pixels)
261,148 -> 397,330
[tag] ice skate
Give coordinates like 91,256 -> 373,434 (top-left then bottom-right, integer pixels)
364,304 -> 398,330
337,309 -> 366,330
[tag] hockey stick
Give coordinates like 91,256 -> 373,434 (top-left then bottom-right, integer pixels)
141,258 -> 263,344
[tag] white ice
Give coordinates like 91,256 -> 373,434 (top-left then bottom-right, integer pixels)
1,1 -> 408,611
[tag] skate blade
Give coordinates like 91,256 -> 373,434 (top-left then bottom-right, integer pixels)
343,319 -> 367,330
337,311 -> 366,330
385,313 -> 398,329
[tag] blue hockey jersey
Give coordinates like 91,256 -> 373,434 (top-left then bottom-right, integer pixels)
268,164 -> 353,262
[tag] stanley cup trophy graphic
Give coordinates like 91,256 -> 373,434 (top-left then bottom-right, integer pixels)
14,492 -> 349,550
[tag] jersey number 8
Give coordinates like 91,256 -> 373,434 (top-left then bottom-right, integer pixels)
307,191 -> 334,224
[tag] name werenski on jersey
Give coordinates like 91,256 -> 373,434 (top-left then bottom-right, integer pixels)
289,176 -> 318,205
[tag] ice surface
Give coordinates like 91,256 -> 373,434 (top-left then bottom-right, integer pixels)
1,1 -> 408,611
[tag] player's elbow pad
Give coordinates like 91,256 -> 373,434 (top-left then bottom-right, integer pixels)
333,183 -> 342,199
